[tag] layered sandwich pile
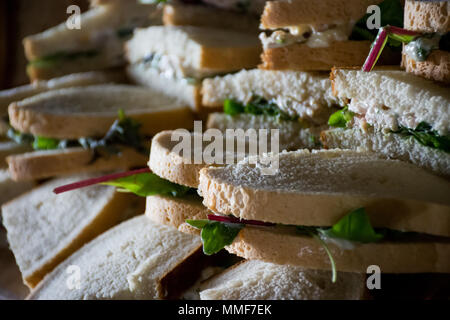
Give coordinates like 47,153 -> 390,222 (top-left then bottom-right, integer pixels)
0,0 -> 448,300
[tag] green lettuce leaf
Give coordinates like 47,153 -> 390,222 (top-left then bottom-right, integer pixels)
186,220 -> 244,255
29,50 -> 99,69
102,172 -> 193,197
393,122 -> 450,154
223,97 -> 297,121
327,106 -> 354,128
33,137 -> 60,150
320,208 -> 384,243
350,0 -> 403,48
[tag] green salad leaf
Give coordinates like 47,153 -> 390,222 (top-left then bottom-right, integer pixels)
393,122 -> 450,154
7,128 -> 34,145
102,172 -> 193,197
29,50 -> 99,68
320,208 -> 384,243
33,136 -> 60,150
186,220 -> 244,255
350,0 -> 403,49
223,97 -> 297,121
327,106 -> 354,128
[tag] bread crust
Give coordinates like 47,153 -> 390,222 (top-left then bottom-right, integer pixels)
7,147 -> 147,181
227,227 -> 450,273
260,41 -> 399,71
404,0 -> 450,33
145,194 -> 209,235
402,50 -> 450,84
261,0 -> 382,29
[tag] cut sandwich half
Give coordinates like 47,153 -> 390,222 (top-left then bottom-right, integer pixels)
402,0 -> 450,84
259,0 -> 402,70
6,84 -> 194,181
125,26 -> 261,111
202,69 -> 338,150
27,215 -> 209,299
24,1 -> 162,80
194,149 -> 450,274
321,68 -> 450,177
2,173 -> 145,288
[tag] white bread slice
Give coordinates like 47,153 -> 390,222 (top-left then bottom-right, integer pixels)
145,194 -> 208,236
260,41 -> 399,71
321,127 -> 450,178
27,215 -> 203,300
261,0 -> 382,29
8,84 -> 194,140
0,70 -> 127,115
0,142 -> 32,168
163,3 -> 260,34
403,1 -> 450,83
226,227 -> 450,273
404,0 -> 450,34
200,260 -> 366,300
199,149 -> 450,237
330,68 -> 450,135
125,26 -> 261,78
24,2 -> 161,60
7,146 -> 148,182
0,169 -> 34,206
2,173 -> 144,288
126,64 -> 202,111
207,113 -> 325,151
201,69 -> 338,122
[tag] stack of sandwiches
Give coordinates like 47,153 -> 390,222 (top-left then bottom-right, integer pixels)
0,0 -> 449,301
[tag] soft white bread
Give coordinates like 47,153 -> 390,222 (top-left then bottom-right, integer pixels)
207,113 -> 325,151
7,146 -> 148,182
403,0 -> 450,84
0,70 -> 127,115
126,26 -> 261,78
330,68 -> 450,135
201,69 -> 338,123
0,169 -> 34,206
24,3 -> 161,80
126,64 -> 202,111
163,3 -> 260,34
261,0 -> 382,29
27,215 -> 204,300
24,2 -> 161,60
149,130 -> 250,188
8,84 -> 194,139
260,41 -> 399,71
200,260 -> 366,300
226,227 -> 450,273
321,127 -> 450,178
2,173 -> 144,288
0,142 -> 32,168
199,149 -> 450,237
145,194 -> 208,236
404,0 -> 450,33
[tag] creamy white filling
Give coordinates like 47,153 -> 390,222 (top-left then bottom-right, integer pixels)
260,23 -> 354,50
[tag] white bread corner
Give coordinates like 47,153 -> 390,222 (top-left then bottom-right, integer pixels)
404,0 -> 450,34
198,149 -> 450,237
145,194 -> 209,236
201,69 -> 337,123
321,127 -> 450,178
226,227 -> 450,273
200,260 -> 366,300
7,147 -> 148,182
330,68 -> 450,134
8,84 -> 194,139
126,26 -> 261,74
163,3 -> 260,34
207,113 -> 326,151
1,174 -> 143,288
27,215 -> 203,300
0,169 -> 35,206
0,70 -> 126,115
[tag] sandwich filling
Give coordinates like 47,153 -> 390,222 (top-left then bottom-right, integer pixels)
260,0 -> 403,50
6,110 -> 150,160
